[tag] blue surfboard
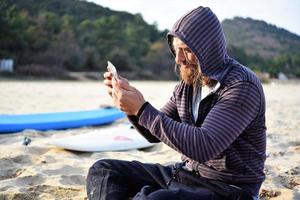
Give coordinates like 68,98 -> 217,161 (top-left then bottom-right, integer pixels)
0,108 -> 125,133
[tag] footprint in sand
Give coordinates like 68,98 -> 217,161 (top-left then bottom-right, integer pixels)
0,185 -> 13,192
287,141 -> 300,152
286,166 -> 300,176
11,155 -> 33,164
260,188 -> 281,198
268,151 -> 285,158
60,175 -> 85,186
5,174 -> 45,187
0,155 -> 33,181
0,192 -> 33,200
0,185 -> 82,200
279,175 -> 300,190
0,168 -> 25,181
42,165 -> 84,176
0,155 -> 32,168
277,166 -> 300,190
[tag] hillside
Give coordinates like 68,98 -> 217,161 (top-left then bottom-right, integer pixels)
0,0 -> 174,79
6,0 -> 135,24
222,17 -> 300,59
1,0 -> 299,79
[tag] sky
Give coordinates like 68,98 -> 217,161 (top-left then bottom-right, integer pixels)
89,0 -> 300,36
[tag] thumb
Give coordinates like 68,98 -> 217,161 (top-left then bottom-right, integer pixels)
117,77 -> 130,90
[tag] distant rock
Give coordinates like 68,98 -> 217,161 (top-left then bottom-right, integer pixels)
278,72 -> 288,80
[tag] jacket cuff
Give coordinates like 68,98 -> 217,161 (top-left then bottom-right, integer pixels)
138,103 -> 161,132
136,101 -> 150,118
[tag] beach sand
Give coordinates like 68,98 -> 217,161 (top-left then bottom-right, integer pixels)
0,80 -> 299,200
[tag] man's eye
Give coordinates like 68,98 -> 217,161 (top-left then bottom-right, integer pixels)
184,48 -> 192,53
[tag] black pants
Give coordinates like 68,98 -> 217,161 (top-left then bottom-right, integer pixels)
86,159 -> 233,200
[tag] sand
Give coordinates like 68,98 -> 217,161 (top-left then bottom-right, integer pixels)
0,79 -> 299,200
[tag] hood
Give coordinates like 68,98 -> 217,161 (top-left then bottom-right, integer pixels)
168,6 -> 230,82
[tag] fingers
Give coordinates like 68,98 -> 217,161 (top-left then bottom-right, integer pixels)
104,79 -> 112,88
111,87 -> 145,116
103,71 -> 113,80
107,75 -> 126,99
105,71 -> 139,116
112,88 -> 118,103
112,91 -> 132,115
104,71 -> 130,89
106,87 -> 113,97
103,72 -> 114,97
103,72 -> 115,95
111,86 -> 125,112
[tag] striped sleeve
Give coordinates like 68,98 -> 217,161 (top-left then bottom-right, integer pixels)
127,85 -> 180,143
160,86 -> 181,121
138,81 -> 261,163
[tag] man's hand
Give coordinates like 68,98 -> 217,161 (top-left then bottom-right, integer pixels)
103,71 -> 146,116
103,71 -> 115,97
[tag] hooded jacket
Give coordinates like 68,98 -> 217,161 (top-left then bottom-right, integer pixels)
128,6 -> 266,194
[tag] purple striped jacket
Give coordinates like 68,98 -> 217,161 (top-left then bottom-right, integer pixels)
129,6 -> 266,187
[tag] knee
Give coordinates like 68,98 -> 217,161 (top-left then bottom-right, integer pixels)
86,159 -> 116,199
88,159 -> 114,176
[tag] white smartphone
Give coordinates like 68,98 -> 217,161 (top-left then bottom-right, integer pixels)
107,61 -> 119,80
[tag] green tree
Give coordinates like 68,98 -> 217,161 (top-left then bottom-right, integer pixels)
0,5 -> 30,63
142,40 -> 176,80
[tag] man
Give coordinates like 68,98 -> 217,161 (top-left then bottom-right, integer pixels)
87,6 -> 266,200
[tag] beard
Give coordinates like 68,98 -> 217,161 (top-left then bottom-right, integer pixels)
177,63 -> 212,86
178,64 -> 201,85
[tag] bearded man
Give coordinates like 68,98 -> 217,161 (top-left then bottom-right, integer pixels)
87,6 -> 266,200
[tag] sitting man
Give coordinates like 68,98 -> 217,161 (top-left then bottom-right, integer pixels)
87,6 -> 266,200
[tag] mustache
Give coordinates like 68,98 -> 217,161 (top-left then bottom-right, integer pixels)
174,63 -> 199,77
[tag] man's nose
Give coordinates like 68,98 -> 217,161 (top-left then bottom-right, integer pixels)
175,50 -> 185,64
